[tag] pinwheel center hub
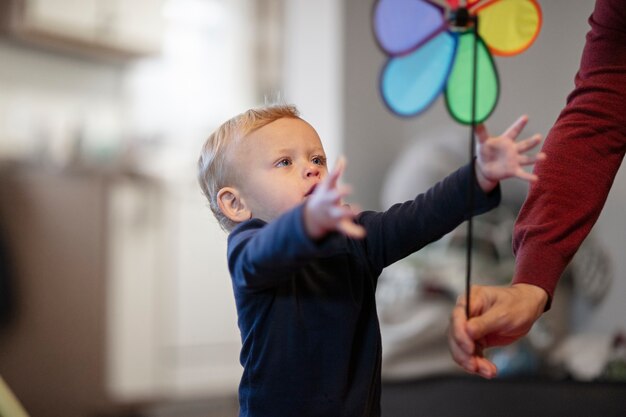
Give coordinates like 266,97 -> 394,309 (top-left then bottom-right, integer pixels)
448,7 -> 474,30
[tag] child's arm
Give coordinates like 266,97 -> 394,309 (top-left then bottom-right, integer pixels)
304,157 -> 366,240
228,158 -> 364,291
359,162 -> 501,272
475,115 -> 546,193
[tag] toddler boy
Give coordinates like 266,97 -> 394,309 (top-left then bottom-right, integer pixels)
197,104 -> 544,416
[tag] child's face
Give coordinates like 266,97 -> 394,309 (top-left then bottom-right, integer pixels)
230,117 -> 328,223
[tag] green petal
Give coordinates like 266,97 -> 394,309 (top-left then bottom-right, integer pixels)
445,32 -> 499,125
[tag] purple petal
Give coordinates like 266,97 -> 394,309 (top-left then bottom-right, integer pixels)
374,0 -> 446,56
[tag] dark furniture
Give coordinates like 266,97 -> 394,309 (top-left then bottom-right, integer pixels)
382,375 -> 626,417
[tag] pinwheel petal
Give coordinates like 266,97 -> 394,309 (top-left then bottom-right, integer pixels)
374,0 -> 446,56
445,32 -> 498,125
380,31 -> 456,117
476,0 -> 541,56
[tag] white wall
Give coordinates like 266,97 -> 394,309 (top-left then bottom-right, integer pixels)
282,0 -> 344,166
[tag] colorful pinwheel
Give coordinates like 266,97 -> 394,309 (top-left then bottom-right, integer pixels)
373,0 -> 542,125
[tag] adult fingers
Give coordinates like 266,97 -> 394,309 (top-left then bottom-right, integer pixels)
448,309 -> 477,373
448,330 -> 477,373
448,310 -> 498,378
474,356 -> 498,379
466,302 -> 514,343
450,302 -> 475,355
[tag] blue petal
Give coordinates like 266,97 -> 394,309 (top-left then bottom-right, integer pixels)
381,31 -> 457,117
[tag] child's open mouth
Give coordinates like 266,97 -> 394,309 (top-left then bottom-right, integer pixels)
304,184 -> 317,197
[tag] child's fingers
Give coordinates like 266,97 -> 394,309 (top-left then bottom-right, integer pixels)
318,185 -> 353,213
518,152 -> 546,166
515,134 -> 543,152
324,156 -> 346,190
346,203 -> 362,217
475,124 -> 489,144
328,205 -> 352,220
515,168 -> 538,182
337,218 -> 366,239
334,184 -> 353,204
328,204 -> 360,223
502,115 -> 529,140
329,204 -> 365,239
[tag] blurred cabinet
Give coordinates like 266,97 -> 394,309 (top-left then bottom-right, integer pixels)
0,0 -> 164,59
107,174 -> 241,400
0,165 -> 240,417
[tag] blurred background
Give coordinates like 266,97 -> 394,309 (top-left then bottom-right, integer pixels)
0,0 -> 625,416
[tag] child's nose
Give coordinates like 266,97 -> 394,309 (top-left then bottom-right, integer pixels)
305,163 -> 320,178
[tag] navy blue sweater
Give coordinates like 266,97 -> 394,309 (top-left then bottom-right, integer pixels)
227,163 -> 500,416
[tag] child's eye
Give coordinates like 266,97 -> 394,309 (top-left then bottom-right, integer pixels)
312,156 -> 326,166
276,158 -> 292,167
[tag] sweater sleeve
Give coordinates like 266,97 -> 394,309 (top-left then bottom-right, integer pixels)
512,0 -> 626,307
359,162 -> 500,272
227,204 -> 334,291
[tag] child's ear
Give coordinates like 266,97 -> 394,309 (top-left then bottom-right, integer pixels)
217,187 -> 251,224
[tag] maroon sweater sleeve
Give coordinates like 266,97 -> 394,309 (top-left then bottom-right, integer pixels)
512,0 -> 626,307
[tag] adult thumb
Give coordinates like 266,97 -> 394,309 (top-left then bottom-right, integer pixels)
466,308 -> 505,343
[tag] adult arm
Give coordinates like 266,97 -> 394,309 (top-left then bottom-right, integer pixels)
513,0 -> 626,305
449,0 -> 626,377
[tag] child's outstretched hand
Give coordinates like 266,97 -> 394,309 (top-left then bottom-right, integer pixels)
304,157 -> 366,240
475,115 -> 546,192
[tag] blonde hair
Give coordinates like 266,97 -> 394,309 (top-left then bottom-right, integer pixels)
198,103 -> 300,231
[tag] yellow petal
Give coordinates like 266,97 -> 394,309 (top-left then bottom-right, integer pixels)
476,0 -> 542,56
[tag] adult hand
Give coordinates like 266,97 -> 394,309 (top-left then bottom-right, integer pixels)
448,283 -> 548,378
